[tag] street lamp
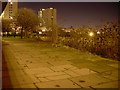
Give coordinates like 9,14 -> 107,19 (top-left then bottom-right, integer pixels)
10,16 -> 13,19
50,8 -> 53,10
89,32 -> 94,37
42,29 -> 46,32
97,31 -> 100,34
39,31 -> 42,34
42,9 -> 45,11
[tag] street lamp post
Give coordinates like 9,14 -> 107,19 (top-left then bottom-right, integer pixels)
88,31 -> 94,52
89,32 -> 94,37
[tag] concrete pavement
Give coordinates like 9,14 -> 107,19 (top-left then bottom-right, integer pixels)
2,37 -> 119,89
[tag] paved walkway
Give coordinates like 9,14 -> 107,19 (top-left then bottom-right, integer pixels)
2,37 -> 119,89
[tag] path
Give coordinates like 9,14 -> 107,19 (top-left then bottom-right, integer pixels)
2,37 -> 119,89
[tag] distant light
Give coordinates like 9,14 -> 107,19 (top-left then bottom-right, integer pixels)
51,15 -> 53,18
42,29 -> 46,32
50,8 -> 53,9
17,27 -> 21,30
9,32 -> 12,35
89,32 -> 94,37
40,13 -> 42,17
42,9 -> 45,11
1,32 -> 3,36
5,32 -> 7,35
8,0 -> 11,2
40,23 -> 42,26
41,27 -> 47,32
39,32 -> 42,34
97,31 -> 100,34
65,30 -> 70,32
16,32 -> 19,34
10,16 -> 13,19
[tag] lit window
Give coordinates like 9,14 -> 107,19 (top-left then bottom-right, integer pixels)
50,8 -> 53,9
97,31 -> 100,34
10,16 -> 13,19
42,29 -> 46,32
40,14 -> 42,17
42,9 -> 45,11
10,2 -> 13,4
39,32 -> 42,34
8,0 -> 11,2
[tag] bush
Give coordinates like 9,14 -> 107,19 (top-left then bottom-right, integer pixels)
58,23 -> 119,60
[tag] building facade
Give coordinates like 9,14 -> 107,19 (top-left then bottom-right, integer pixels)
0,0 -> 18,20
38,8 -> 57,28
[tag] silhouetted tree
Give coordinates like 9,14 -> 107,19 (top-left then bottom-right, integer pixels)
2,19 -> 12,37
16,8 -> 39,39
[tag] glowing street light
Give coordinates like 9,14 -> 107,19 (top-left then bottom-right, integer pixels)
97,31 -> 100,34
42,9 -> 45,11
42,29 -> 46,32
39,31 -> 42,34
89,32 -> 94,37
10,16 -> 13,19
16,32 -> 19,34
50,8 -> 53,9
5,32 -> 7,35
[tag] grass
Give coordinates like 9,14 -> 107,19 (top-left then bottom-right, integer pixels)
2,36 -> 118,70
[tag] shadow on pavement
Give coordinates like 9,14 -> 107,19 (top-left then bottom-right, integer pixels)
2,52 -> 13,88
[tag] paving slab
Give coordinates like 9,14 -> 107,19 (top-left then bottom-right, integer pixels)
19,64 -> 29,70
63,70 -> 80,77
76,62 -> 116,73
16,59 -> 27,65
50,64 -> 77,72
36,79 -> 81,88
47,60 -> 72,66
35,72 -> 65,78
70,73 -> 111,88
38,77 -> 51,82
26,57 -> 48,63
24,67 -> 54,75
26,63 -> 52,69
28,55 -> 51,60
92,80 -> 119,88
71,68 -> 96,76
46,74 -> 71,81
108,63 -> 119,69
28,74 -> 40,83
100,69 -> 119,81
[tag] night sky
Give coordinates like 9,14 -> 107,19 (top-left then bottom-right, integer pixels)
18,2 -> 118,28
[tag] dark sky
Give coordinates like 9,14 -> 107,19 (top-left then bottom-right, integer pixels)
18,2 -> 118,28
